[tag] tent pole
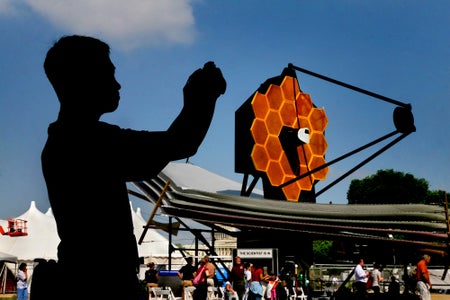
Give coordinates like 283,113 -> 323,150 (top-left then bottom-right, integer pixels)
169,217 -> 173,270
442,191 -> 450,280
138,181 -> 171,245
1,264 -> 6,294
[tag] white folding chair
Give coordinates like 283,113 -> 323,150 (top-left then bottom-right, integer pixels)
207,286 -> 224,300
149,287 -> 161,300
295,287 -> 307,300
150,287 -> 173,300
167,286 -> 182,300
218,287 -> 226,300
184,286 -> 196,300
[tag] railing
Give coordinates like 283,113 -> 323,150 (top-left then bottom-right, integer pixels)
309,264 -> 408,294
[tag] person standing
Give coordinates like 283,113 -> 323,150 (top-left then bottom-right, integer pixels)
354,258 -> 369,298
203,256 -> 216,299
204,256 -> 216,286
230,256 -> 246,300
243,262 -> 253,300
193,258 -> 208,300
38,35 -> 226,300
248,262 -> 266,300
370,262 -> 383,295
416,254 -> 432,300
16,263 -> 28,300
387,276 -> 400,298
179,257 -> 197,285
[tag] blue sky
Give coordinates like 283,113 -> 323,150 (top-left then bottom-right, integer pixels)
0,0 -> 449,220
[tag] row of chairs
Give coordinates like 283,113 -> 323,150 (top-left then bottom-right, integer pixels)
184,286 -> 225,300
149,286 -> 224,300
149,285 -> 305,300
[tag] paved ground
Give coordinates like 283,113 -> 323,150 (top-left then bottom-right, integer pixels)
433,294 -> 450,299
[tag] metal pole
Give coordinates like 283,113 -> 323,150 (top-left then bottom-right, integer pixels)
288,64 -> 411,108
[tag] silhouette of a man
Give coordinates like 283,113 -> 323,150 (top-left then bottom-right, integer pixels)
38,35 -> 226,299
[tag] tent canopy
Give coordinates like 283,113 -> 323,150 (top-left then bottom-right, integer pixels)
0,251 -> 17,263
132,162 -> 450,256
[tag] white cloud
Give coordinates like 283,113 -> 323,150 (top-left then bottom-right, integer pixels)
0,0 -> 20,15
15,0 -> 197,50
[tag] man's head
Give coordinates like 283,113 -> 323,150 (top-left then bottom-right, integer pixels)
234,256 -> 241,264
44,35 -> 121,116
19,262 -> 27,271
423,254 -> 431,264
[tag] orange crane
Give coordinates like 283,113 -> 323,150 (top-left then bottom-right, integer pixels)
0,218 -> 28,237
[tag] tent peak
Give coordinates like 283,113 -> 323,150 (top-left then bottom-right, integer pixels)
45,207 -> 53,216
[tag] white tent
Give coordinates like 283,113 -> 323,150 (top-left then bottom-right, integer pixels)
0,252 -> 17,263
0,201 -> 178,264
131,203 -> 183,265
0,251 -> 17,294
0,201 -> 58,261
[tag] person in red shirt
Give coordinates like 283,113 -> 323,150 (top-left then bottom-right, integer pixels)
416,254 -> 432,300
249,263 -> 269,300
229,256 -> 246,300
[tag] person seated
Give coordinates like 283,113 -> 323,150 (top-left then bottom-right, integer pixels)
145,262 -> 159,288
224,281 -> 239,300
388,276 -> 400,296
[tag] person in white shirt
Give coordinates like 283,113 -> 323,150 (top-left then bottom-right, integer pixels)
370,263 -> 383,294
354,258 -> 369,297
243,262 -> 253,300
16,263 -> 28,300
224,281 -> 239,300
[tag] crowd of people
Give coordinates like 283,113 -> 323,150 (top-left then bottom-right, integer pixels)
174,255 -> 279,300
141,253 -> 434,300
351,254 -> 432,299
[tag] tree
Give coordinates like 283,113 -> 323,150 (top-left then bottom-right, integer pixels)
426,189 -> 449,205
312,240 -> 333,263
347,169 -> 430,204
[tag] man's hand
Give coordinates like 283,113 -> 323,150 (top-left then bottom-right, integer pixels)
183,61 -> 226,104
202,61 -> 226,95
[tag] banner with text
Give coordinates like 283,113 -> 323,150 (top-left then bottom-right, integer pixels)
237,248 -> 273,259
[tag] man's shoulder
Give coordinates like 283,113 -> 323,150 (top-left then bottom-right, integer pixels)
97,121 -> 121,131
180,264 -> 194,271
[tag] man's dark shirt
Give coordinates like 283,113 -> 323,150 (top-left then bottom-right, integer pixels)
145,269 -> 159,284
230,263 -> 245,281
179,263 -> 197,280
